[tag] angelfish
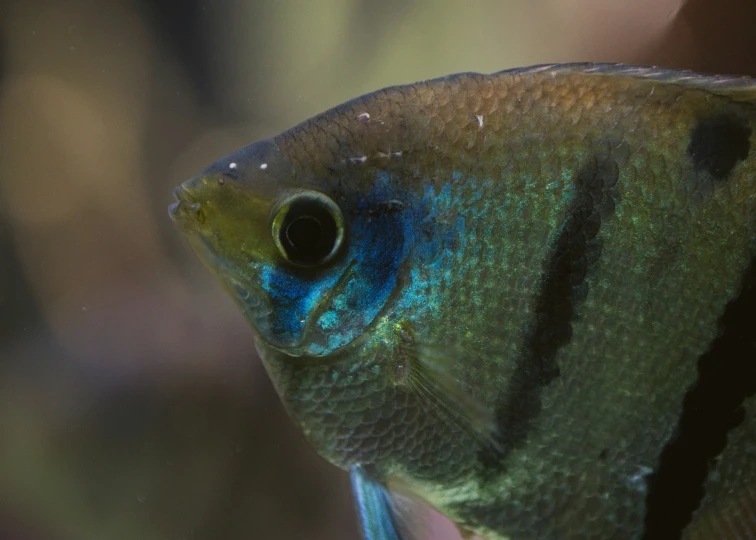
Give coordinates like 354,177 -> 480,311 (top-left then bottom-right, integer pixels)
170,63 -> 756,539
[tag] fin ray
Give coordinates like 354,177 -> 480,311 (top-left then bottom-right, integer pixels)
351,466 -> 406,540
492,62 -> 756,103
394,323 -> 503,457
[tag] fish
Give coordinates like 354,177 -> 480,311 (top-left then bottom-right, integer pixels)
169,63 -> 756,539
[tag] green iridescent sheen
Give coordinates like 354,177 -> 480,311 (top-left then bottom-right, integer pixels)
171,64 -> 756,539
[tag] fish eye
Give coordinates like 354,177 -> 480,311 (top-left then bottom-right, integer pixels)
271,191 -> 345,267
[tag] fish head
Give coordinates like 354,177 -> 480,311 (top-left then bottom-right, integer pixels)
169,103 -> 492,478
170,135 -> 415,360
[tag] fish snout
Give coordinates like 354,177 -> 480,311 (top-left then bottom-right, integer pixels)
169,185 -> 204,226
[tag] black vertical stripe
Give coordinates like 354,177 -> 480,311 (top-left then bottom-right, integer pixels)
643,256 -> 756,539
476,155 -> 618,475
687,112 -> 751,182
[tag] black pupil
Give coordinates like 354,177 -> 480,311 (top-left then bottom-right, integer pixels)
282,200 -> 338,265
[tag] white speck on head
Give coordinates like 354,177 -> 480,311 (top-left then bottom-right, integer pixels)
476,115 -> 484,128
357,112 -> 370,122
229,162 -> 237,169
349,156 -> 367,164
260,163 -> 268,170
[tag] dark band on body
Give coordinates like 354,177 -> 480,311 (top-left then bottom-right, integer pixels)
687,111 -> 751,183
643,257 -> 756,539
475,155 -> 619,478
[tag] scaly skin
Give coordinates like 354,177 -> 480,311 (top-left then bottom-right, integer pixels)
171,64 -> 756,539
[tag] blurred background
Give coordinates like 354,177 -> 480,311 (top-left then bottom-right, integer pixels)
1,0 -> 755,539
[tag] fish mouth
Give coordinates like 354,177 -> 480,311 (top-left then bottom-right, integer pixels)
169,185 -> 203,228
169,183 -> 274,335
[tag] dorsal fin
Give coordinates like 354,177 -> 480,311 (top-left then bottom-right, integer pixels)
492,62 -> 756,103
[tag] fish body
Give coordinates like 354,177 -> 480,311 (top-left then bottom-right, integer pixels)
170,64 -> 756,539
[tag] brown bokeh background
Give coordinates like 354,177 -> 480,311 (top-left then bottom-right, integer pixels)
0,1 -> 754,539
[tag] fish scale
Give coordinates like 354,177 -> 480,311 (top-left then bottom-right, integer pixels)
514,171 -> 752,537
171,64 -> 756,539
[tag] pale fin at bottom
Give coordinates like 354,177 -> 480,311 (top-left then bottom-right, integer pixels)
351,466 -> 406,540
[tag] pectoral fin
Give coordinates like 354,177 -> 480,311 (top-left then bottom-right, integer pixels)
392,322 -> 503,457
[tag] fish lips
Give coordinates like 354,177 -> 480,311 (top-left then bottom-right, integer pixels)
169,185 -> 204,230
170,183 -> 273,323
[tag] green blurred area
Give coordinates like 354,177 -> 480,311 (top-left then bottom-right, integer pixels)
0,0 -> 754,538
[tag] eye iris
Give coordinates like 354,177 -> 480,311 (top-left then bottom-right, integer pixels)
280,199 -> 340,265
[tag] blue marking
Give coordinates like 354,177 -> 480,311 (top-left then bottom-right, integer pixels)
318,310 -> 339,331
314,185 -> 409,351
327,334 -> 342,351
350,466 -> 404,540
259,262 -> 343,346
249,167 -> 491,356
